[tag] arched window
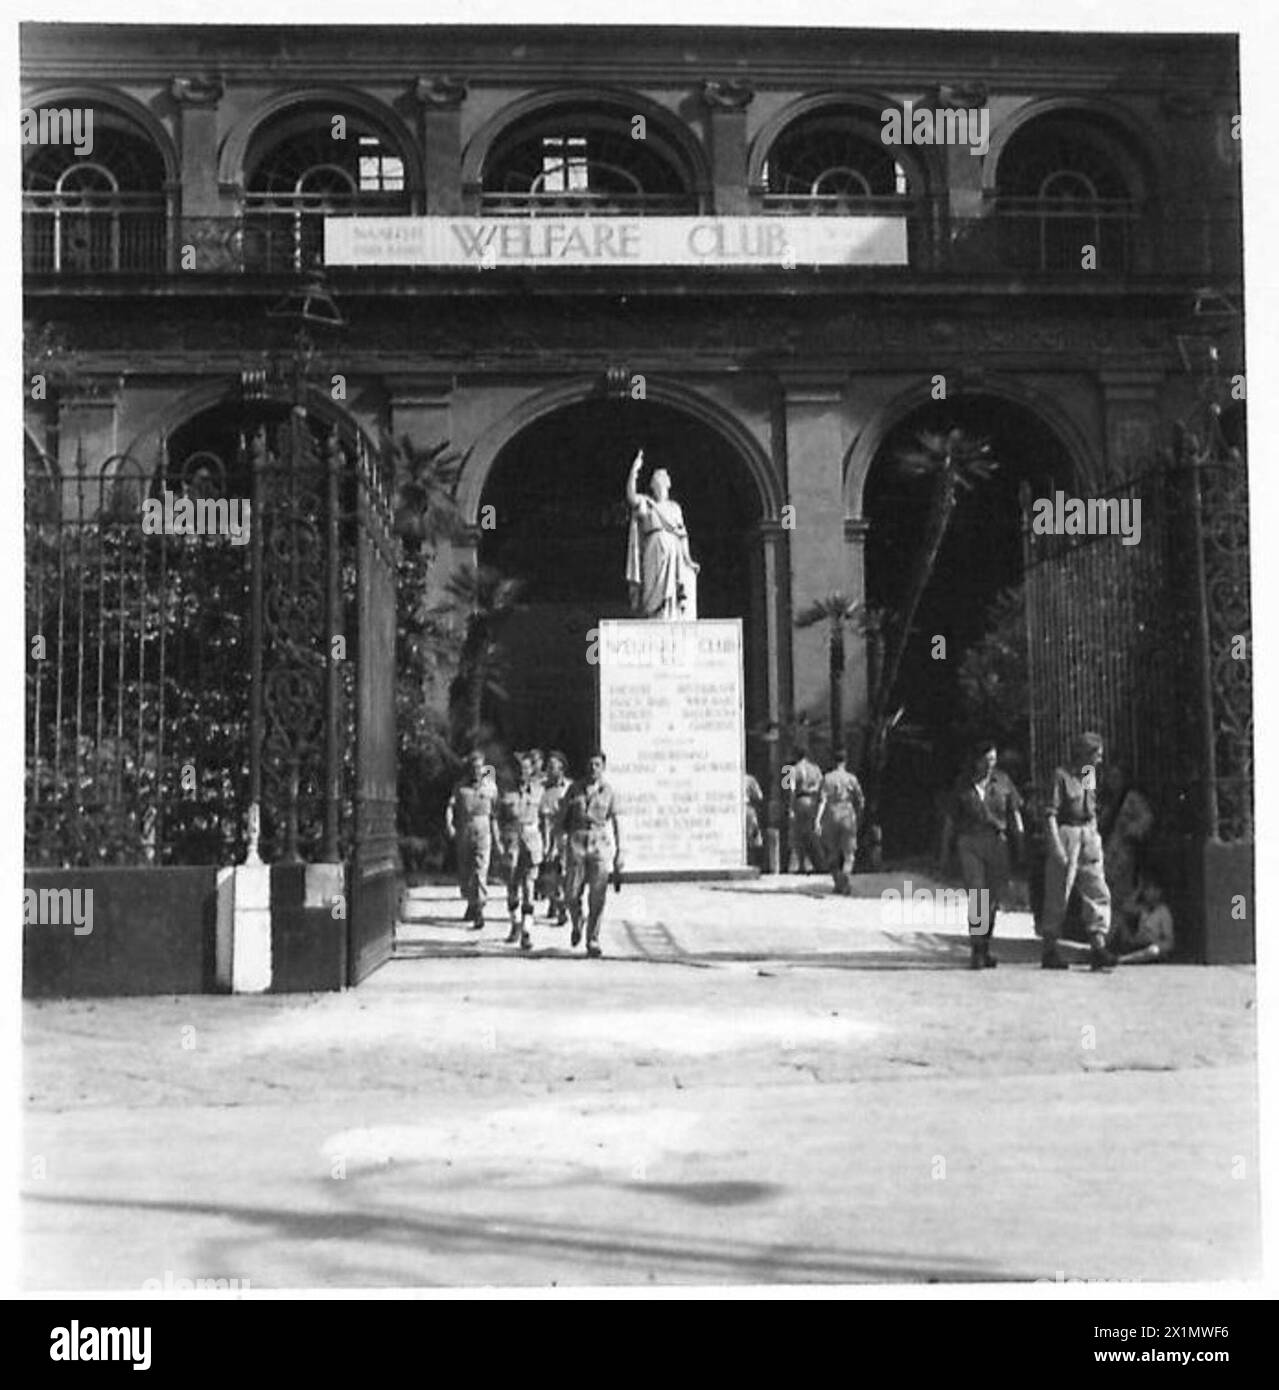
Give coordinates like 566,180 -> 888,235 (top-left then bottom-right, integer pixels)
995,113 -> 1142,274
23,121 -> 168,273
243,111 -> 411,271
760,109 -> 913,214
481,107 -> 699,215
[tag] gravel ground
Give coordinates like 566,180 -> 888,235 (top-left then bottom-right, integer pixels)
21,876 -> 1261,1290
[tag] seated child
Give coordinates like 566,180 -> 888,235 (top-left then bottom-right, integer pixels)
1116,877 -> 1175,964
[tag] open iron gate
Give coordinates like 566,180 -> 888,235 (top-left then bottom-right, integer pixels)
1020,449 -> 1252,850
246,395 -> 401,985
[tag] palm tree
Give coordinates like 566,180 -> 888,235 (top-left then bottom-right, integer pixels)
872,426 -> 999,723
442,563 -> 525,746
794,593 -> 874,757
389,433 -> 466,549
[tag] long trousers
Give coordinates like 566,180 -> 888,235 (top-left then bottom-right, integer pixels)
821,808 -> 858,893
1040,824 -> 1111,944
564,830 -> 615,941
789,799 -> 824,872
956,829 -> 1009,938
496,839 -> 538,919
457,825 -> 492,919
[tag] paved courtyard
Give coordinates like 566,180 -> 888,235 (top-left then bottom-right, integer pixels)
22,874 -> 1261,1289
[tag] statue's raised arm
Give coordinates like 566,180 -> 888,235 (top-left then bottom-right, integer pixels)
626,449 -> 645,510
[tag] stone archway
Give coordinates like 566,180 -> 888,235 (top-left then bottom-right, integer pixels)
857,388 -> 1089,855
460,391 -> 776,774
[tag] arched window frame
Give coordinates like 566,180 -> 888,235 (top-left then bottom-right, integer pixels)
23,122 -> 168,273
243,112 -> 412,271
479,106 -> 699,216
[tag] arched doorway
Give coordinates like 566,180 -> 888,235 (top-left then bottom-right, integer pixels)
862,391 -> 1082,854
475,396 -> 765,770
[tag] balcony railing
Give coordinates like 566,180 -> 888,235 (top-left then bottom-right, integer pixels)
22,199 -> 1239,281
990,195 -> 1139,275
23,193 -> 169,273
478,190 -> 702,216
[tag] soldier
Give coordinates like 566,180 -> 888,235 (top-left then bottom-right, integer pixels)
786,745 -> 825,874
539,749 -> 571,924
494,751 -> 543,950
555,750 -> 623,958
1040,730 -> 1114,972
939,739 -> 1024,970
443,748 -> 498,930
816,748 -> 865,895
526,747 -> 547,794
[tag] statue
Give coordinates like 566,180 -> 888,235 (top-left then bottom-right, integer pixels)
625,449 -> 699,621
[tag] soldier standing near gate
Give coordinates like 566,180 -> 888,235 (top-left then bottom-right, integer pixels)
940,739 -> 1024,970
1039,730 -> 1114,972
495,751 -> 543,950
444,748 -> 498,930
539,749 -> 571,925
816,748 -> 864,895
555,750 -> 623,958
787,745 -> 825,873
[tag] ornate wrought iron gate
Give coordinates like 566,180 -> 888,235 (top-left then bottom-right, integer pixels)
26,389 -> 402,985
1021,447 -> 1252,849
245,393 -> 400,984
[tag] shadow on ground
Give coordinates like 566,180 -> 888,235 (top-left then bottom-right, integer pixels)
24,1188 -> 1035,1285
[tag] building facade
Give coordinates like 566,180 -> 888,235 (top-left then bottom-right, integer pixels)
23,24 -> 1250,972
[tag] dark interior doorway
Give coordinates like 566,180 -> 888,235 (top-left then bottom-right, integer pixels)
478,396 -> 762,770
864,393 -> 1077,855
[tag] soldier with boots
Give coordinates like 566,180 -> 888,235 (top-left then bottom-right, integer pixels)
555,750 -> 623,958
1040,731 -> 1115,972
444,748 -> 498,930
539,749 -> 571,924
787,745 -> 825,874
816,748 -> 864,895
940,739 -> 1025,969
494,751 -> 542,950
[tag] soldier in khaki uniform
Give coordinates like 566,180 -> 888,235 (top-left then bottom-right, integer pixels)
939,739 -> 1024,970
444,748 -> 498,929
1040,730 -> 1114,972
555,750 -> 623,958
816,748 -> 865,895
538,750 -> 571,925
494,751 -> 542,950
787,746 -> 825,873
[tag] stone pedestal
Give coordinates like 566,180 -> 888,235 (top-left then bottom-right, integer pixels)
597,619 -> 751,877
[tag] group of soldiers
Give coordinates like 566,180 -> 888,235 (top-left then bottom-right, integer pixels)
759,731 -> 1172,972
938,729 -> 1173,972
443,729 -> 1169,974
444,746 -> 622,958
771,746 -> 868,895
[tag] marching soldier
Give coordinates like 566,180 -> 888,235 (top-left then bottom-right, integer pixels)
526,747 -> 547,794
1040,730 -> 1114,972
555,750 -> 623,958
939,739 -> 1024,969
816,748 -> 864,895
787,745 -> 825,873
539,749 -> 571,924
444,748 -> 498,930
494,751 -> 543,950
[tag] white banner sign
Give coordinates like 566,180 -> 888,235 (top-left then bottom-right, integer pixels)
598,619 -> 745,875
325,215 -> 908,268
